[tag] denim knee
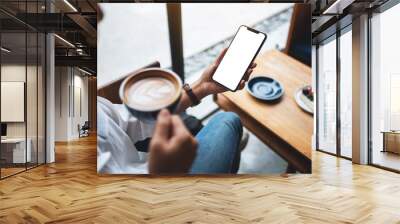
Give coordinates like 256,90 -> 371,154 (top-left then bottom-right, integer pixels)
213,112 -> 242,135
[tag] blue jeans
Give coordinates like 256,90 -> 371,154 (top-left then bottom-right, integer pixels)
190,112 -> 243,174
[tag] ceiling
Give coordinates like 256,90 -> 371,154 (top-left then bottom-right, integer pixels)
0,0 -> 97,74
1,0 -> 395,74
310,0 -> 391,43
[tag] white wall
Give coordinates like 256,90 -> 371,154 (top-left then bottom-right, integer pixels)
1,65 -> 26,138
71,73 -> 89,138
1,63 -> 46,164
1,65 -> 40,137
55,66 -> 69,141
54,67 -> 89,141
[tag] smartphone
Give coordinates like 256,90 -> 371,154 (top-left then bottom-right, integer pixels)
212,26 -> 267,91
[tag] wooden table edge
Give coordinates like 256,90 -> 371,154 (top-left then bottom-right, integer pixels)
214,93 -> 311,173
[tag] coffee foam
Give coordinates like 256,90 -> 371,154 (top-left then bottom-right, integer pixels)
124,72 -> 180,111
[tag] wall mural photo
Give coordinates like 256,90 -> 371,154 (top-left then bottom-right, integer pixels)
97,3 -> 312,175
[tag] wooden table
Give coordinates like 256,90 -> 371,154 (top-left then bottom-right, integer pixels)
214,49 -> 312,173
381,131 -> 400,154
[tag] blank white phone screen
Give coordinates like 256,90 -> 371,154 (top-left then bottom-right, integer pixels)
213,26 -> 265,90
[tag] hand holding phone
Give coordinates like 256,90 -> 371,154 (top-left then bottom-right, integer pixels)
212,26 -> 267,91
197,48 -> 256,96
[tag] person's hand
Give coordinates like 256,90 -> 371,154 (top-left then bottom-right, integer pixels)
148,109 -> 198,174
196,48 -> 257,95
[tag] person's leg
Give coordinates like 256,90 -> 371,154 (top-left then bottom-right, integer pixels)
190,112 -> 243,174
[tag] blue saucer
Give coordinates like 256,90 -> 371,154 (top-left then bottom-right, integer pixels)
246,76 -> 284,101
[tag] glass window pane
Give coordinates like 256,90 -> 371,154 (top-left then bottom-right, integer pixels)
371,3 -> 400,171
340,29 -> 352,158
27,31 -> 38,169
97,3 -> 172,87
0,1 -> 46,179
26,0 -> 39,169
38,33 -> 45,165
317,37 -> 337,154
1,30 -> 27,177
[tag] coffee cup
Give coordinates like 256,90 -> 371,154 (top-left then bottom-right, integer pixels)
119,68 -> 182,122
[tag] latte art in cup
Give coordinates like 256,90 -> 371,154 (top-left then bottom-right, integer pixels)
125,77 -> 177,111
120,68 -> 182,122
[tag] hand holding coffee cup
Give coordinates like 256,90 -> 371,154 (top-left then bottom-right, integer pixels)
119,49 -> 256,122
148,109 -> 198,174
119,68 -> 182,122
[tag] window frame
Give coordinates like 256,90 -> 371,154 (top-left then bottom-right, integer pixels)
367,0 -> 400,173
0,0 -> 47,180
315,24 -> 352,160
